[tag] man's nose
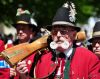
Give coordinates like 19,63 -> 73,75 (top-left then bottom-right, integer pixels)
95,43 -> 100,47
57,31 -> 62,36
18,30 -> 23,34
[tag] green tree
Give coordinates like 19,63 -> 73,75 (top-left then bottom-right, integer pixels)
0,0 -> 99,27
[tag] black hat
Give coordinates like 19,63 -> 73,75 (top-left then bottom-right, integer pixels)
13,8 -> 37,28
46,2 -> 80,32
89,21 -> 100,42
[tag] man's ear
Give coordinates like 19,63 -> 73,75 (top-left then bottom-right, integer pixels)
75,31 -> 86,41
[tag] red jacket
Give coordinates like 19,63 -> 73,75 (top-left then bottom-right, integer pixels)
25,47 -> 100,79
0,40 -> 10,79
0,40 -> 5,60
0,40 -> 5,53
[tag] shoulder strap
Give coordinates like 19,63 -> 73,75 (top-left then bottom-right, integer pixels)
29,53 -> 40,78
29,48 -> 49,78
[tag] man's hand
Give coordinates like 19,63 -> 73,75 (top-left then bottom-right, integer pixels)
10,68 -> 16,77
16,61 -> 28,75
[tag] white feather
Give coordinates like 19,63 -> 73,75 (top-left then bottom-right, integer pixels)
30,18 -> 37,26
63,2 -> 69,8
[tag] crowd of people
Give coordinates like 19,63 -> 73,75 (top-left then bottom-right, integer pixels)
0,1 -> 100,79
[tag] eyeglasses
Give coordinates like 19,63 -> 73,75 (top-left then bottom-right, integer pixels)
51,28 -> 75,35
16,25 -> 32,31
92,39 -> 100,47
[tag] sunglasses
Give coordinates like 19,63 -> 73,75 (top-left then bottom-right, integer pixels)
92,39 -> 100,47
51,28 -> 75,35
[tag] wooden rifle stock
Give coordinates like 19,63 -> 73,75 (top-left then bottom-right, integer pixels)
0,31 -> 85,67
1,35 -> 49,67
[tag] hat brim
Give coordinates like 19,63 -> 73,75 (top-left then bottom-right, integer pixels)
12,23 -> 37,28
88,38 -> 93,43
88,35 -> 100,42
45,24 -> 80,32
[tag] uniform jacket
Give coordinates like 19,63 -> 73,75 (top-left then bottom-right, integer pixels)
26,47 -> 100,79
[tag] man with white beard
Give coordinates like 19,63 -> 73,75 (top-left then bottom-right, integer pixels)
16,1 -> 100,79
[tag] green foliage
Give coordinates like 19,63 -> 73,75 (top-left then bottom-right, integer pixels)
0,0 -> 99,27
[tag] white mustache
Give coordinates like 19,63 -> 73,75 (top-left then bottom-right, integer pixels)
50,40 -> 69,49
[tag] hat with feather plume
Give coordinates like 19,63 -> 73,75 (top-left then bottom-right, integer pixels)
46,1 -> 80,32
13,8 -> 37,28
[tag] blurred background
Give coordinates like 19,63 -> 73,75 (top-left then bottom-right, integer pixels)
0,0 -> 100,43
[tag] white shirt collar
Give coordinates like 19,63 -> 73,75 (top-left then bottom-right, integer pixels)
64,47 -> 73,58
55,46 -> 73,58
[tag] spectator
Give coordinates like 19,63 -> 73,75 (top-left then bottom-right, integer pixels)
0,40 -> 10,79
5,34 -> 14,49
88,21 -> 100,59
0,8 -> 41,79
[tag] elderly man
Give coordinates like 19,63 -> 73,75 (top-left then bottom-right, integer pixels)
16,2 -> 100,79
